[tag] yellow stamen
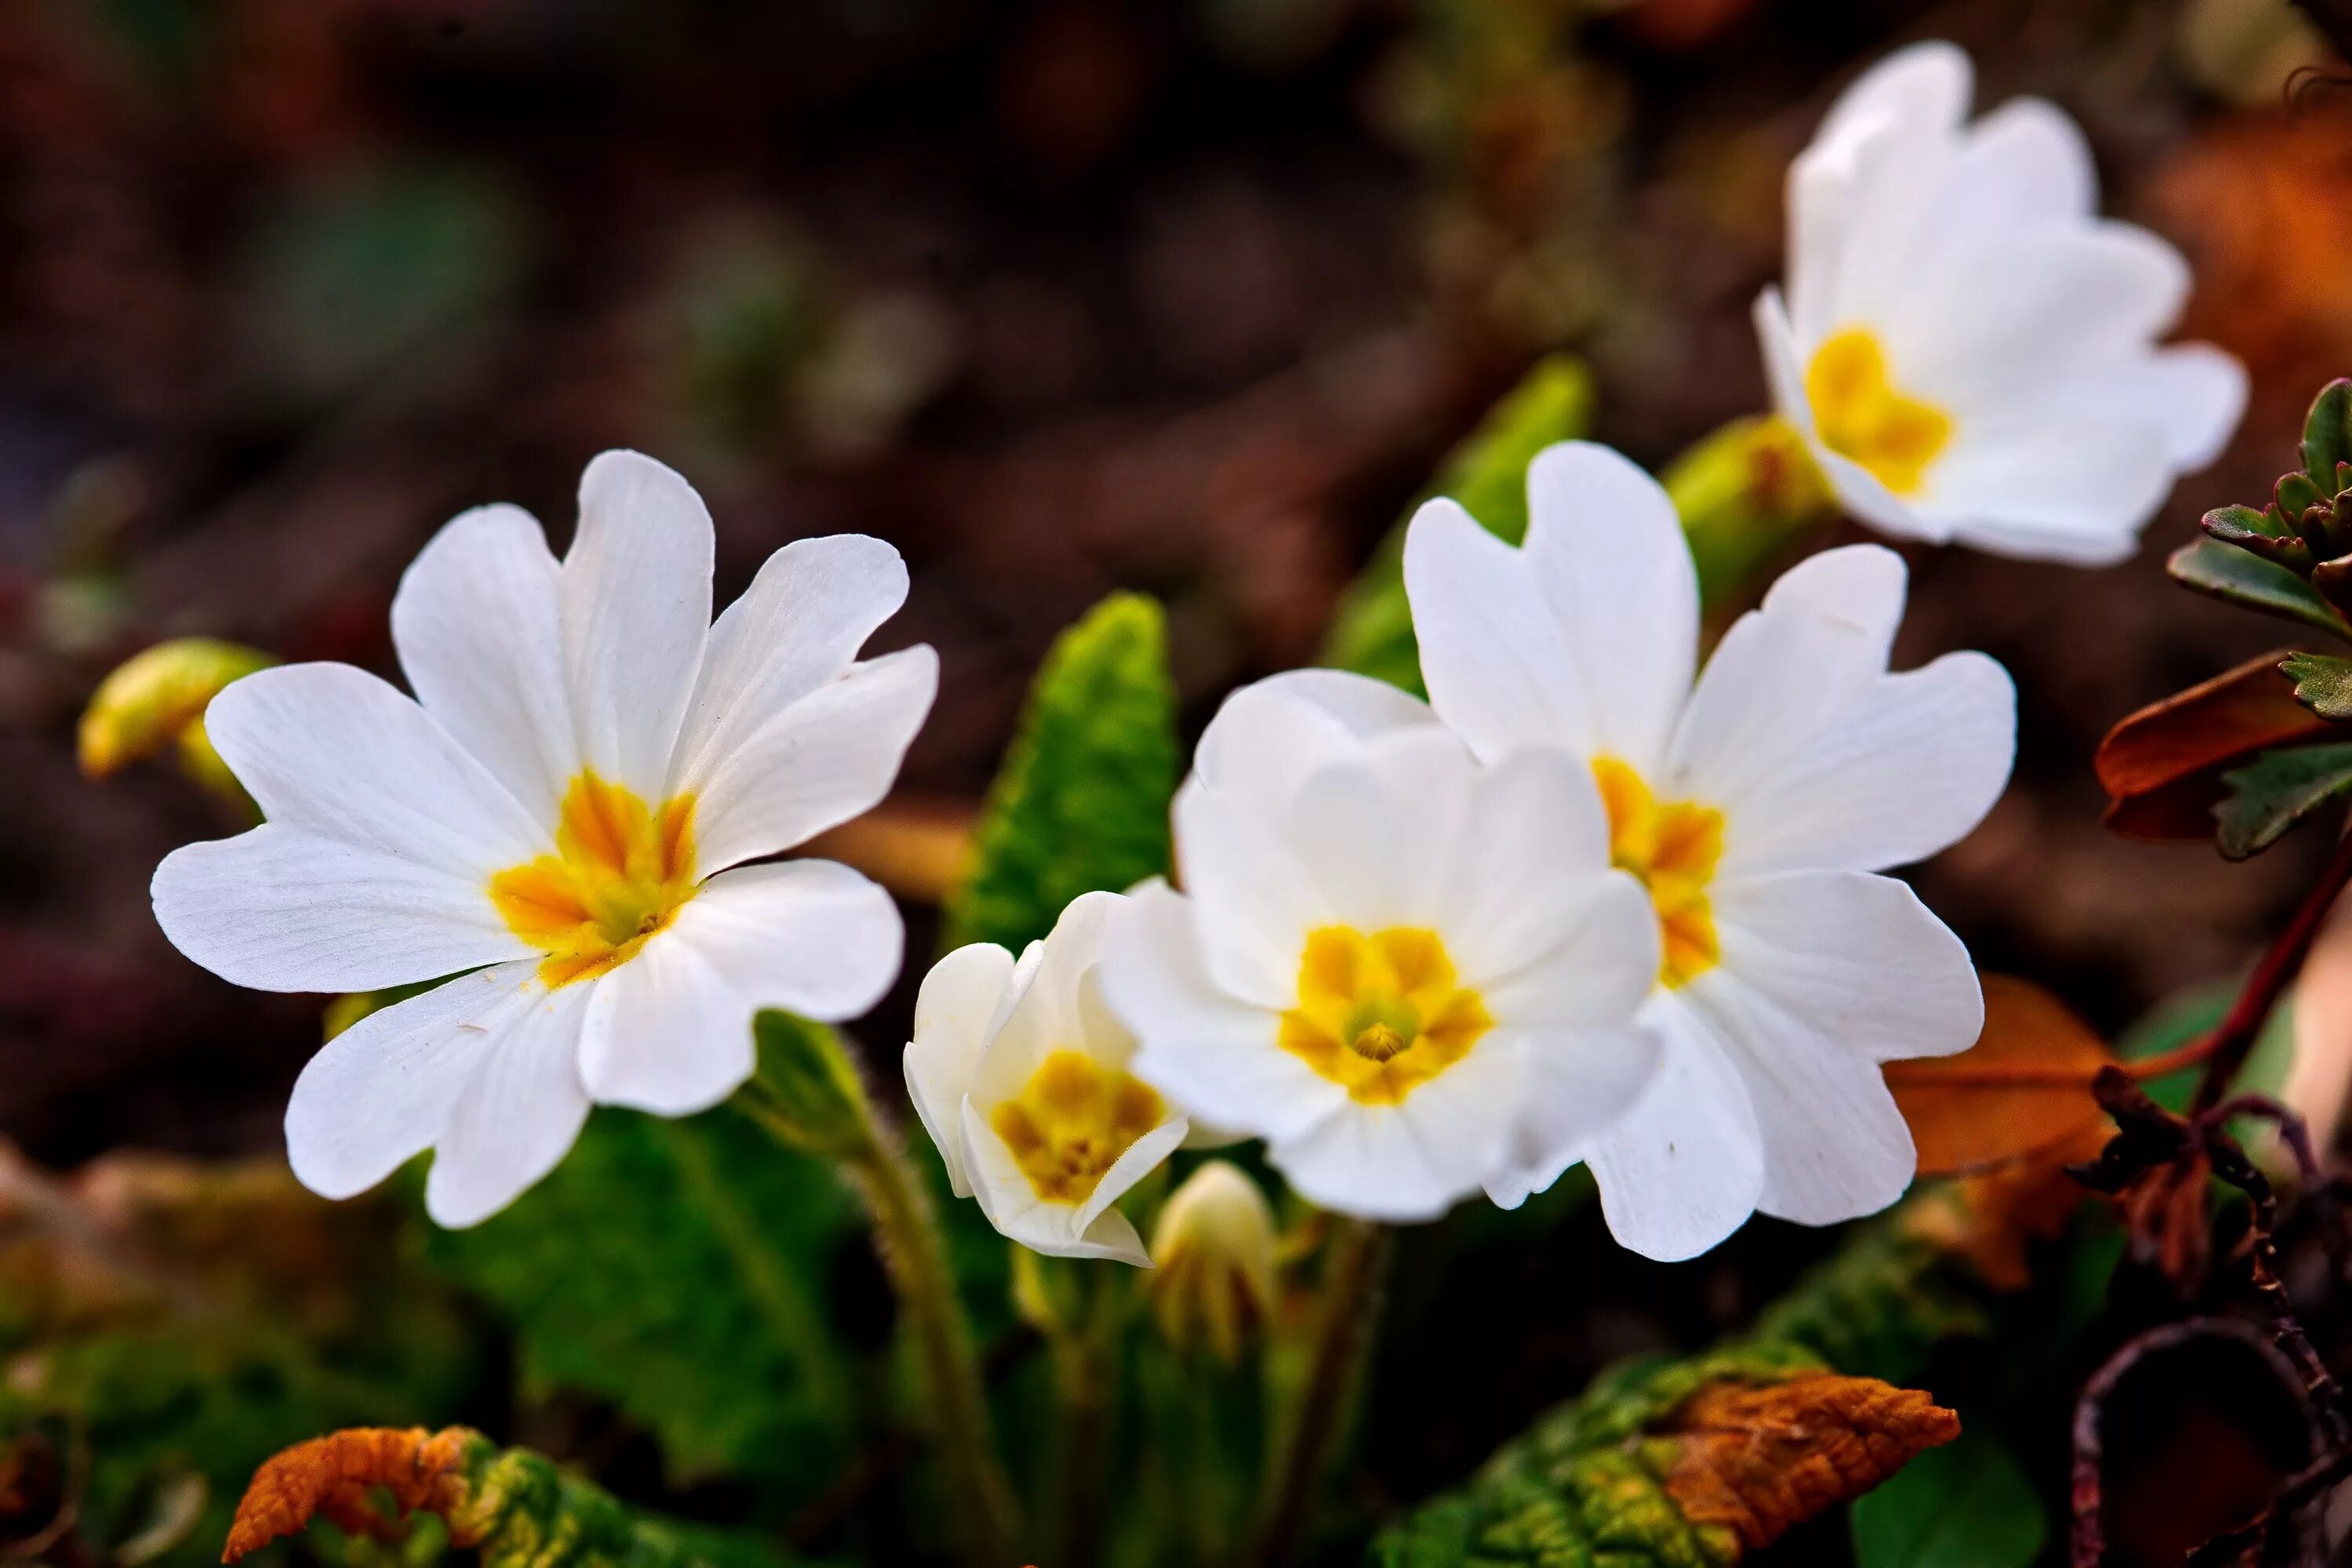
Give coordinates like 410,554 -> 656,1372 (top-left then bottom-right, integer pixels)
990,1051 -> 1166,1204
490,771 -> 699,989
1803,327 -> 1952,496
1593,756 -> 1724,989
1278,927 -> 1493,1105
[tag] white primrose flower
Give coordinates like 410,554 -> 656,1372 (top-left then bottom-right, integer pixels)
1403,441 -> 2015,1259
906,891 -> 1190,1265
152,452 -> 935,1226
1098,670 -> 1662,1224
1758,39 -> 2245,564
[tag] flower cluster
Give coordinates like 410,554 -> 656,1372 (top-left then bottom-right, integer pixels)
142,38 -> 2234,1263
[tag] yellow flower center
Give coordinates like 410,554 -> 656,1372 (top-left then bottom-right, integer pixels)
1278,927 -> 1494,1105
1592,756 -> 1723,989
990,1051 -> 1167,1204
1803,327 -> 1952,496
490,771 -> 699,989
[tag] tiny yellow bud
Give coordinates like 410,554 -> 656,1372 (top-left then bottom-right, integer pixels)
1149,1160 -> 1278,1364
78,637 -> 274,789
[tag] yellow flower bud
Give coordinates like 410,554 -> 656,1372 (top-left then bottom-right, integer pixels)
1149,1160 -> 1278,1363
78,637 -> 274,799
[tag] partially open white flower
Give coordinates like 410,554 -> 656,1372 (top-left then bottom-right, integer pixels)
906,891 -> 1190,1265
1757,39 -> 2245,564
1404,441 -> 2013,1259
1098,670 -> 1661,1224
152,452 -> 935,1227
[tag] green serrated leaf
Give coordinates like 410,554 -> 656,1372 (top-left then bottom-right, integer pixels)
420,1080 -> 861,1499
2216,741 -> 2352,858
2282,651 -> 2352,720
2303,379 -> 2352,488
1322,357 -> 1593,695
2168,539 -> 2352,642
944,591 -> 1178,953
1850,1428 -> 2044,1568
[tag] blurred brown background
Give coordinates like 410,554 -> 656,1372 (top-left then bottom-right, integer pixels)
0,0 -> 2346,1167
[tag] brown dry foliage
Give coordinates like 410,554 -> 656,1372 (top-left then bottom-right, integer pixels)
1659,1375 -> 1961,1551
2095,652 -> 2328,841
1884,975 -> 2116,1178
221,1427 -> 475,1563
1902,1118 -> 2114,1290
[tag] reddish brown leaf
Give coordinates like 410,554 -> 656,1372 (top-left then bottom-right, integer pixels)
1885,975 -> 2117,1178
1660,1374 -> 1961,1551
2096,651 -> 2329,840
1900,1118 -> 2112,1289
222,1427 -> 475,1563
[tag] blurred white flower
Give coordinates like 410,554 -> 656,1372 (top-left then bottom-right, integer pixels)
906,891 -> 1189,1265
1404,441 -> 2013,1259
1757,40 -> 2245,564
1099,670 -> 1661,1224
153,452 -> 934,1226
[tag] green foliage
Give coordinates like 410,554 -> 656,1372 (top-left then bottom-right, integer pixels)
944,591 -> 1180,953
419,1091 -> 862,1500
1322,357 -> 1594,695
1748,1222 -> 1984,1386
445,1432 -> 793,1568
747,1010 -> 876,1160
1849,1430 -> 2044,1568
2300,378 -> 2352,487
2213,740 -> 2352,858
2168,539 -> 2352,642
2282,651 -> 2352,720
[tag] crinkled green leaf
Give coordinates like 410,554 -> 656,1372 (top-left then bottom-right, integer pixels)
1322,357 -> 1593,695
2214,740 -> 2352,858
420,1076 -> 862,1499
2303,379 -> 2352,489
1850,1428 -> 2044,1568
2169,539 -> 2352,643
2282,651 -> 2352,720
944,591 -> 1178,953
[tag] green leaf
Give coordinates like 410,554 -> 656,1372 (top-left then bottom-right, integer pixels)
2302,378 -> 2352,489
420,1080 -> 862,1498
2169,539 -> 2352,642
944,591 -> 1178,953
2120,978 -> 2298,1116
2282,651 -> 2352,720
1850,1428 -> 2045,1568
1321,357 -> 1593,695
2214,740 -> 2352,858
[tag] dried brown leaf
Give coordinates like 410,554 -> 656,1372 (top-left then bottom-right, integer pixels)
221,1427 -> 474,1563
2096,652 -> 2329,841
1885,975 -> 2117,1178
1659,1374 -> 1960,1551
1901,1118 -> 2111,1290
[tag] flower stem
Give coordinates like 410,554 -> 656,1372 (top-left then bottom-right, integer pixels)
1047,1264 -> 1120,1568
1247,1215 -> 1392,1568
738,1068 -> 1021,1568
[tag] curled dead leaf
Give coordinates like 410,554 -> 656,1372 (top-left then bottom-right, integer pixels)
1657,1374 -> 1961,1551
2097,652 -> 2332,840
221,1427 -> 475,1563
1885,975 -> 2118,1178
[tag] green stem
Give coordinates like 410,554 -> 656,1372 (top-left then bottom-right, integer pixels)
1049,1265 -> 1118,1568
738,1074 -> 1020,1568
1247,1216 -> 1392,1568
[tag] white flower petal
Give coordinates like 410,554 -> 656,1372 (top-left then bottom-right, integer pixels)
907,942 -> 1017,1199
669,534 -> 912,798
1717,652 -> 2015,878
1191,670 -> 1435,813
561,451 -> 713,800
425,981 -> 595,1228
1171,775 -> 1330,1008
391,503 -> 575,825
1752,290 -> 1936,541
1708,869 -> 1984,1064
1668,545 -> 1907,807
688,646 -> 938,874
1268,1088 -> 1485,1224
153,825 -> 532,993
1403,498 -> 1593,764
1814,40 -> 1973,154
1282,733 -> 1470,930
1921,413 -> 2174,564
2063,343 -> 2248,474
1946,98 -> 2095,232
667,858 -> 904,1022
1478,873 -> 1660,1029
1576,1000 -> 1768,1261
1072,1114 -> 1191,1236
1484,1021 -> 1662,1207
969,890 -> 1131,1105
1105,882 -> 1344,1143
284,963 -> 539,1200
960,1100 -> 1154,1265
205,662 -> 546,874
578,931 -> 755,1116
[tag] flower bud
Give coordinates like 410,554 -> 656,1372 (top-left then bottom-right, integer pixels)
1149,1161 -> 1277,1363
1666,414 -> 1835,610
78,638 -> 274,801
748,1008 -> 875,1158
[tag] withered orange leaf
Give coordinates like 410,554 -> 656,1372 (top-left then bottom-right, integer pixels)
1659,1374 -> 1960,1550
2096,651 -> 2329,840
222,1427 -> 474,1563
1885,975 -> 2117,1178
1901,1117 -> 2112,1290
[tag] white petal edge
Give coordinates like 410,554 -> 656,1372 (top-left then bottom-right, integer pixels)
577,931 -> 755,1116
667,858 -> 906,1022
425,980 -> 596,1228
1576,999 -> 1769,1261
907,942 -> 1017,1199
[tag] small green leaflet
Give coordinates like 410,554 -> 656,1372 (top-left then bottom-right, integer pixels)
2169,539 -> 2352,644
2214,741 -> 2352,858
2281,651 -> 2352,720
1850,1428 -> 2045,1568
